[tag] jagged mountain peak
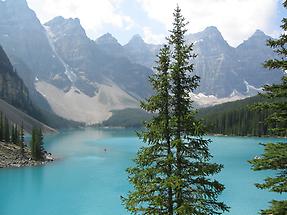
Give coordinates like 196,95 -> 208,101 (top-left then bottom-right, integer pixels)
45,16 -> 81,28
45,16 -> 86,39
96,33 -> 120,45
127,34 -> 145,45
248,29 -> 269,41
238,29 -> 270,50
252,29 -> 267,37
200,26 -> 225,40
187,26 -> 228,46
203,26 -> 221,33
45,16 -> 65,25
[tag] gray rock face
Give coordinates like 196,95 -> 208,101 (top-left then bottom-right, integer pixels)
0,45 -> 31,112
191,27 -> 283,97
45,17 -> 153,99
0,0 -> 70,91
95,33 -> 124,58
187,26 -> 241,97
127,26 -> 283,98
124,34 -> 161,68
235,30 -> 280,88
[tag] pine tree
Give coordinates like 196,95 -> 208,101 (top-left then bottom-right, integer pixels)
4,117 -> 10,143
11,124 -> 15,144
249,1 -> 287,214
20,122 -> 24,156
30,128 -> 36,159
0,112 -> 3,141
30,127 -> 44,161
123,45 -> 174,214
123,6 -> 228,214
38,128 -> 44,158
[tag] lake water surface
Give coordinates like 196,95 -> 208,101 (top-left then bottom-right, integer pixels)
0,128 -> 286,215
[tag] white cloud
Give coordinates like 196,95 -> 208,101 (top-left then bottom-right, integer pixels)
143,26 -> 165,44
137,0 -> 277,47
27,0 -> 134,39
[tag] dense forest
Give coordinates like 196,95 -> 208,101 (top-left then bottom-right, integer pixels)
197,96 -> 272,136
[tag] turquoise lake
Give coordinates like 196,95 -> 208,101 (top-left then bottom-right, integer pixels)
0,128 -> 286,215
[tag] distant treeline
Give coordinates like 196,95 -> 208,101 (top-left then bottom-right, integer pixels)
101,108 -> 155,128
100,96 -> 284,137
197,95 -> 276,136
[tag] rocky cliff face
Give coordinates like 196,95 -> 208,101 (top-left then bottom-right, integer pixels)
124,34 -> 161,68
190,27 -> 283,97
124,26 -> 283,98
44,16 -> 153,99
235,30 -> 279,87
187,26 -> 242,97
0,45 -> 31,112
0,0 -> 70,90
36,17 -> 154,123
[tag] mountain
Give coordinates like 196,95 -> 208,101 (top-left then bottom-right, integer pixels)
0,1 -> 152,124
0,0 -> 283,123
187,26 -> 243,97
95,33 -> 125,58
235,30 -> 279,87
0,45 -> 32,113
187,26 -> 283,97
0,0 -> 70,90
39,16 -> 153,123
124,34 -> 161,68
0,45 -> 51,131
126,26 -> 283,98
0,45 -> 81,129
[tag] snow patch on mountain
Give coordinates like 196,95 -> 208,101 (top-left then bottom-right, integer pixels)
191,92 -> 246,107
35,81 -> 139,124
244,80 -> 263,96
45,26 -> 77,83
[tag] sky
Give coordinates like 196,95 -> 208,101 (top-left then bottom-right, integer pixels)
26,0 -> 285,47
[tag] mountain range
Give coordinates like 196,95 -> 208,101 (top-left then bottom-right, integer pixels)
0,44 -> 79,131
0,0 -> 284,124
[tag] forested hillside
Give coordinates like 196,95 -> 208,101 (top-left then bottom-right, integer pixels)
197,96 -> 275,136
101,108 -> 154,128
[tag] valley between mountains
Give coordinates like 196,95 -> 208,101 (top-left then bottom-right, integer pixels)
0,0 -> 283,124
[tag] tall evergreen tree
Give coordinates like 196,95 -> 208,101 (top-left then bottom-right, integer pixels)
30,128 -> 36,159
123,6 -> 228,214
20,122 -> 24,156
11,124 -> 16,144
249,1 -> 287,214
123,45 -> 174,214
0,112 -> 3,141
31,128 -> 44,161
4,117 -> 10,143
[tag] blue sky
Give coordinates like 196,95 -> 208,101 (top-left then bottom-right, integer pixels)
27,0 -> 285,47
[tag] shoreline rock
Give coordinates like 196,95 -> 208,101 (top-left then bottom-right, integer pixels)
0,142 -> 54,168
